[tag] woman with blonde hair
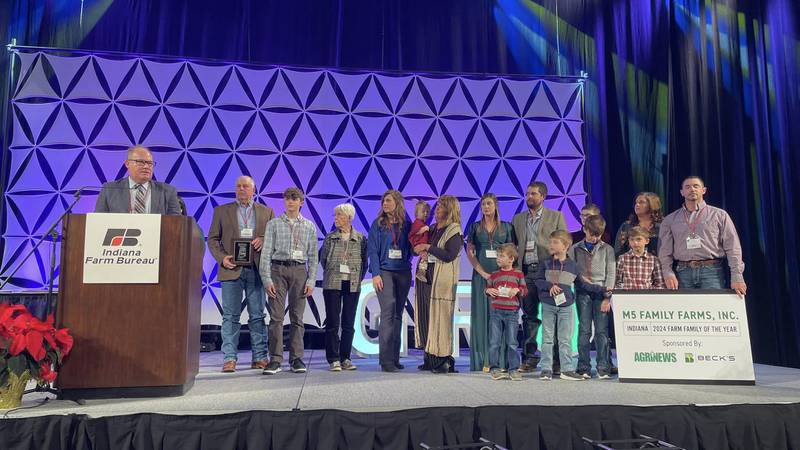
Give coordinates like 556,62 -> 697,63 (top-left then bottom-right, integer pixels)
366,190 -> 412,372
412,195 -> 463,374
465,193 -> 516,372
614,192 -> 664,257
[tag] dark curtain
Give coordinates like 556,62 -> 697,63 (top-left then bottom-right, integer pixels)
1,0 -> 798,367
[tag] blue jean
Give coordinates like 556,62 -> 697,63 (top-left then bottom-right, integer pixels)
221,267 -> 268,362
488,308 -> 520,371
540,303 -> 576,372
676,265 -> 725,289
576,292 -> 609,373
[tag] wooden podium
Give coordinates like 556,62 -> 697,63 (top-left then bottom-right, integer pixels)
56,214 -> 204,399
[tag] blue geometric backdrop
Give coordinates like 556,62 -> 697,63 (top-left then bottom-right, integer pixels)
1,49 -> 586,325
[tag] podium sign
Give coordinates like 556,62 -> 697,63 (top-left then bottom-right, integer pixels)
83,213 -> 161,283
612,291 -> 755,385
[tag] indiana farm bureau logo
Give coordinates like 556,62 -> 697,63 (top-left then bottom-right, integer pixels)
102,229 -> 141,247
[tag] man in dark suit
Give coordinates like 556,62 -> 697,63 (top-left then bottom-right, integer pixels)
512,181 -> 567,372
207,175 -> 275,372
95,146 -> 182,215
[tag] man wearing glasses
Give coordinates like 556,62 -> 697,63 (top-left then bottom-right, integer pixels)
95,145 -> 182,215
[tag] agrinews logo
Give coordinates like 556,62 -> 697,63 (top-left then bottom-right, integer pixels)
684,353 -> 736,363
633,351 -> 677,363
102,229 -> 141,247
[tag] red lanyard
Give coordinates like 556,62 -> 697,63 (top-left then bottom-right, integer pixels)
239,204 -> 253,227
390,222 -> 399,248
683,206 -> 705,235
549,259 -> 564,287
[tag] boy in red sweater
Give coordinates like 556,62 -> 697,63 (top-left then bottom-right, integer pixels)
485,243 -> 528,380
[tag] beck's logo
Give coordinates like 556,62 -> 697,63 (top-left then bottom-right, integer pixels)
102,229 -> 141,247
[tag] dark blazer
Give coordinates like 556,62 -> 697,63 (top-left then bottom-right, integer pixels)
207,202 -> 275,282
511,207 -> 567,270
94,178 -> 182,215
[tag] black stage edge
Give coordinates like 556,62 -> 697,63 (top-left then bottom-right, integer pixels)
619,378 -> 756,386
3,403 -> 800,450
57,380 -> 194,401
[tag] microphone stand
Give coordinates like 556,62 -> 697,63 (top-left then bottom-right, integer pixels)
0,188 -> 88,405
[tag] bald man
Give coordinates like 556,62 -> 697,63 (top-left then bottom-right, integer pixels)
95,146 -> 182,215
207,176 -> 275,372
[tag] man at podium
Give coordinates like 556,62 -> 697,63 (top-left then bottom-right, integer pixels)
95,145 -> 182,215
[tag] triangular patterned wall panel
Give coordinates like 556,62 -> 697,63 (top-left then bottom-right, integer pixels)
2,50 -> 587,326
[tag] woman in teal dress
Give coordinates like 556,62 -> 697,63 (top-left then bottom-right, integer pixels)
465,193 -> 516,371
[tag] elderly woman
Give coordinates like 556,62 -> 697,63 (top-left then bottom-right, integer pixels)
413,195 -> 463,374
614,192 -> 664,257
366,190 -> 412,372
319,203 -> 368,371
465,193 -> 516,372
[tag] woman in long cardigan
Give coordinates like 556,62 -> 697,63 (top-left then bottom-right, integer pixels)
413,195 -> 463,374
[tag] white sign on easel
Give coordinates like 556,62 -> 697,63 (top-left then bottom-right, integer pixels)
83,213 -> 161,284
612,291 -> 755,385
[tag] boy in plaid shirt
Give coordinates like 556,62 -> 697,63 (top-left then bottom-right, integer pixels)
614,226 -> 665,289
485,243 -> 527,381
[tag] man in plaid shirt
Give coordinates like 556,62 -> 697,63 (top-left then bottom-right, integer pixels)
614,226 -> 664,290
260,187 -> 319,375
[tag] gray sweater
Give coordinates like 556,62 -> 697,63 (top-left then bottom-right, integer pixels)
568,239 -> 616,293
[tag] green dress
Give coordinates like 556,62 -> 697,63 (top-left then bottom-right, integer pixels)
467,220 -> 516,371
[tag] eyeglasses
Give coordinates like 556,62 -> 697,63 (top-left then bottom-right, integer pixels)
128,159 -> 156,167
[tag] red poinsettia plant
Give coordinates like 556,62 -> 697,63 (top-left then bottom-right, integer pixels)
0,303 -> 73,386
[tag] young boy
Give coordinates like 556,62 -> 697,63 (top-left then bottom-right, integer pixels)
535,230 -> 605,380
614,226 -> 665,290
568,215 -> 615,379
408,200 -> 431,282
485,243 -> 528,381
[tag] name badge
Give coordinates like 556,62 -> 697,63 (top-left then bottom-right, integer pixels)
339,264 -> 350,274
485,249 -> 497,259
427,253 -> 436,263
291,250 -> 304,260
686,235 -> 702,250
498,286 -> 511,297
525,241 -> 536,251
240,228 -> 254,239
388,249 -> 402,259
554,292 -> 567,306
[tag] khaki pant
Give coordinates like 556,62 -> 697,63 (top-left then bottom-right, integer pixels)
268,263 -> 308,363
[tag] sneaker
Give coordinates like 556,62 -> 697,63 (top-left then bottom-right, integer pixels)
329,361 -> 342,372
490,369 -> 505,380
560,371 -> 585,381
262,361 -> 281,375
291,359 -> 307,373
341,359 -> 357,370
539,370 -> 552,380
576,370 -> 591,380
510,370 -> 523,381
597,370 -> 612,380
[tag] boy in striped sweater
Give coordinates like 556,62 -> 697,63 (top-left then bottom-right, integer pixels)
485,243 -> 528,381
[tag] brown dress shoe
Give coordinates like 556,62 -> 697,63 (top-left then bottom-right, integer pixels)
222,360 -> 236,373
250,359 -> 269,370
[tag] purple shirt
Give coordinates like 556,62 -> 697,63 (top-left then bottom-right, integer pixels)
658,201 -> 745,283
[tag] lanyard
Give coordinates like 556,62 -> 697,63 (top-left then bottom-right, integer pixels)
239,204 -> 253,227
288,218 -> 303,251
549,259 -> 564,287
390,222 -> 400,248
683,205 -> 706,235
339,231 -> 352,260
483,220 -> 497,249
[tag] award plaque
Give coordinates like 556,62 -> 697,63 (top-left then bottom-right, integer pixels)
232,240 -> 253,265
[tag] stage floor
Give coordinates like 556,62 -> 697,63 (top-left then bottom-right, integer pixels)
7,350 -> 800,418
